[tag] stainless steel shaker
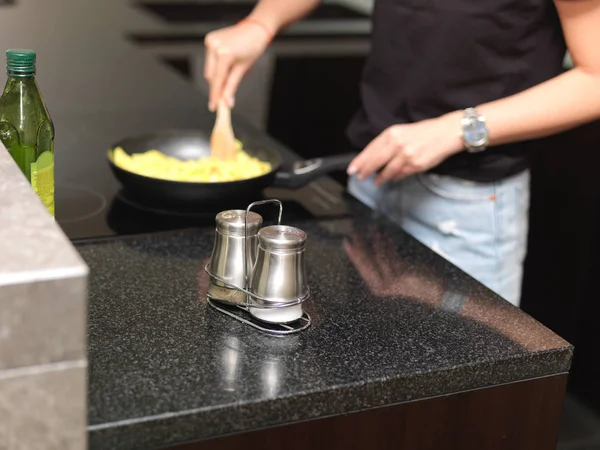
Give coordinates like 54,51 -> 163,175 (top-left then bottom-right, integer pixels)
207,209 -> 263,304
248,225 -> 309,323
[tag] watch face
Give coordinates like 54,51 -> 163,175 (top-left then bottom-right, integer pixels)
464,118 -> 488,147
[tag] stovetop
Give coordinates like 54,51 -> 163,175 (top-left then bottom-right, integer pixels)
51,105 -> 350,242
56,161 -> 350,241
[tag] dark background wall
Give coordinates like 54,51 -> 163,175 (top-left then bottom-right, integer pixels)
521,120 -> 600,410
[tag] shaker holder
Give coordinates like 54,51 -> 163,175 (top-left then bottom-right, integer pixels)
205,199 -> 311,310
207,299 -> 311,336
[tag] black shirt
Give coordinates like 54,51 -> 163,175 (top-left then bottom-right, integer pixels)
346,0 -> 567,182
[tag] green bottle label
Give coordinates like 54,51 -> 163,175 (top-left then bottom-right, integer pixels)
31,151 -> 54,216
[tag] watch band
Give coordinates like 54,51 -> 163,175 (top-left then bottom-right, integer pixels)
464,107 -> 478,119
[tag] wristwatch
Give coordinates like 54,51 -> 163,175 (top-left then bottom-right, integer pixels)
461,107 -> 489,153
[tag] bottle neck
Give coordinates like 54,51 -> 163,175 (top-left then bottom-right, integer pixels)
6,70 -> 35,79
2,73 -> 39,100
3,73 -> 37,92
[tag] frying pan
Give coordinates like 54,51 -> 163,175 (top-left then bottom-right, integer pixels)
107,129 -> 356,205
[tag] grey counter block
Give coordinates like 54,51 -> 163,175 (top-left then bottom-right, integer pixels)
0,145 -> 86,284
0,276 -> 87,370
0,144 -> 88,371
0,145 -> 88,449
82,210 -> 572,450
0,364 -> 87,450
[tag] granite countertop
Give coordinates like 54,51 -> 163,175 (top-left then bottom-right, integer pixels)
80,200 -> 572,450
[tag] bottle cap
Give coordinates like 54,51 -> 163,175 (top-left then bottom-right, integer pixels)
6,49 -> 36,76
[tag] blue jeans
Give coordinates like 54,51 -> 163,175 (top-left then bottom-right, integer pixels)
348,170 -> 530,306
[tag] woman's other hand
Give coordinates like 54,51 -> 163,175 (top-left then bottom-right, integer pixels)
347,113 -> 464,185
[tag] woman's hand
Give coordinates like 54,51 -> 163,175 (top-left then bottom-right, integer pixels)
204,21 -> 273,111
347,113 -> 464,185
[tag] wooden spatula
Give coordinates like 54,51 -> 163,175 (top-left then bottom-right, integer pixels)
210,101 -> 237,160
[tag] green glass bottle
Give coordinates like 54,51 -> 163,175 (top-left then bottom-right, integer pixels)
0,49 -> 55,216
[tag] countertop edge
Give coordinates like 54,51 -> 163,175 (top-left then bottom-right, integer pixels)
88,346 -> 572,449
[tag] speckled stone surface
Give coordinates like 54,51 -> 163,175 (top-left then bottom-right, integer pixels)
0,364 -> 87,449
0,144 -> 87,283
0,144 -> 88,449
0,145 -> 88,370
81,201 -> 573,450
0,276 -> 87,370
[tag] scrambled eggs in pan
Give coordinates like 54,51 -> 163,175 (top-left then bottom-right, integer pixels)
111,140 -> 272,183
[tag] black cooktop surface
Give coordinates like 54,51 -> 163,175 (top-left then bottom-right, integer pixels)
57,180 -> 349,241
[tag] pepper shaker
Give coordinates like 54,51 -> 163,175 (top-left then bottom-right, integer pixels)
207,209 -> 263,304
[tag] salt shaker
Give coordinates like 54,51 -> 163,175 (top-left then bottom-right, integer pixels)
248,225 -> 308,323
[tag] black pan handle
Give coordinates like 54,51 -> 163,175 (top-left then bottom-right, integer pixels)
273,153 -> 358,189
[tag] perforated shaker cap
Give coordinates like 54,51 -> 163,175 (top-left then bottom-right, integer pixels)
215,210 -> 263,237
258,225 -> 307,251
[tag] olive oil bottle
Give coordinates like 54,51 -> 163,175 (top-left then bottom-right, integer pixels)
0,49 -> 55,216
